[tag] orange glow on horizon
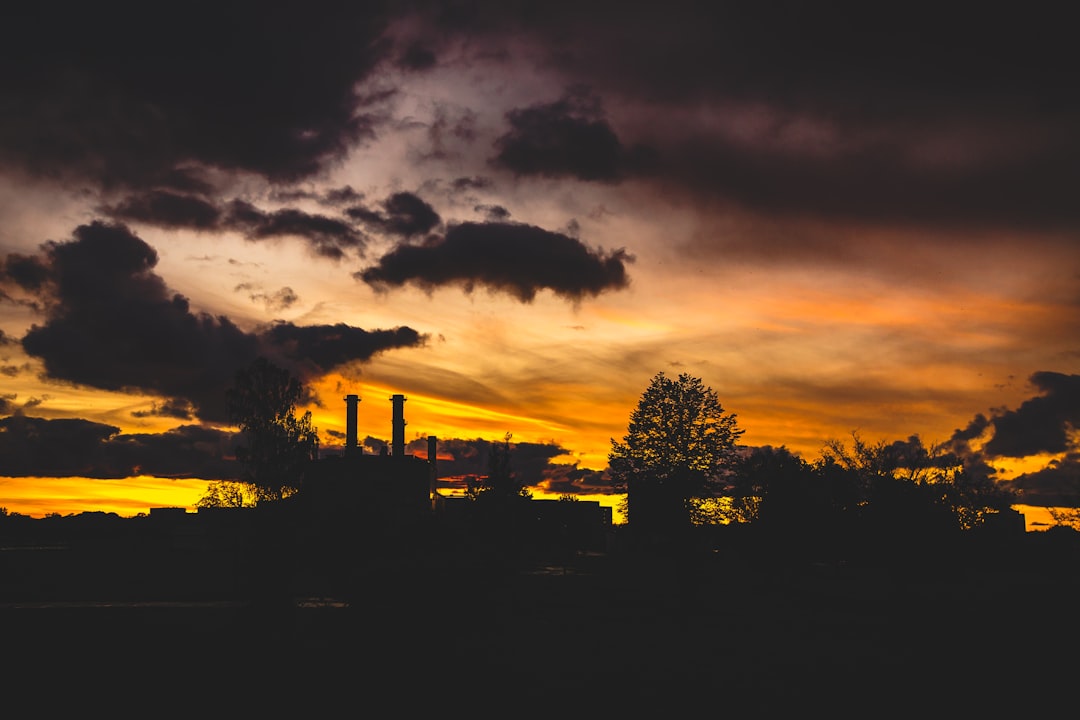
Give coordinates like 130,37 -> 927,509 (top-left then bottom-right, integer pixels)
0,476 -> 211,519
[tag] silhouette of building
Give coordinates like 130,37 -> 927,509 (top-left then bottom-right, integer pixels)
300,393 -> 435,525
298,392 -> 613,553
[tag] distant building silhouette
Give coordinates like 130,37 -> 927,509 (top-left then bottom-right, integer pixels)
344,393 -> 360,457
302,393 -> 434,524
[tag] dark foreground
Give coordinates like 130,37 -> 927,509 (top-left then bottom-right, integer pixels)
3,526 -> 1080,716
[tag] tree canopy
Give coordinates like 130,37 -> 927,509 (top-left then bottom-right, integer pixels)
465,432 -> 532,503
226,356 -> 319,502
609,372 -> 744,533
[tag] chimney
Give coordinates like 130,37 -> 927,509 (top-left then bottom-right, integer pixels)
390,394 -> 407,457
344,394 -> 360,457
427,435 -> 438,496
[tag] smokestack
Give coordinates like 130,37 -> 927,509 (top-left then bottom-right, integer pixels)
344,394 -> 360,457
427,436 -> 438,497
390,394 -> 407,457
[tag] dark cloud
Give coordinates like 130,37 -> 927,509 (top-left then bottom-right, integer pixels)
0,415 -> 239,479
536,463 -> 615,495
262,322 -> 427,372
5,2 -> 1077,235
102,190 -> 223,229
417,2 -> 1080,232
225,201 -> 367,260
660,131 -> 1080,233
131,399 -> 196,421
322,186 -> 366,207
1006,454 -> 1080,507
106,424 -> 240,479
493,92 -> 656,182
944,372 -> 1080,499
397,435 -> 609,492
0,3 -> 395,189
397,42 -> 438,71
102,191 -> 368,259
363,435 -> 390,456
421,104 -> 478,161
952,414 -> 992,444
269,186 -> 370,208
0,254 -> 51,292
475,204 -> 511,221
981,372 -> 1080,458
0,393 -> 15,416
358,221 -> 633,302
450,176 -> 494,193
234,284 -> 300,312
2,221 -> 427,422
345,191 -> 442,238
428,2 -> 1075,119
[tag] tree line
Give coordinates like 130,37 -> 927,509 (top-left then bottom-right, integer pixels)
609,371 -> 1020,550
204,359 -> 1021,545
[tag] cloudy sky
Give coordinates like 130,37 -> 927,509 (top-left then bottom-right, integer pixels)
1,1 -> 1078,519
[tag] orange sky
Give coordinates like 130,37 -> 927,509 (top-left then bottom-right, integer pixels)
2,5 -> 1078,520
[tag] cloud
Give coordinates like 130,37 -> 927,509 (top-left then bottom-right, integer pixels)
1,221 -> 427,422
102,190 -> 223,230
358,220 -> 633,302
409,3 -> 1080,233
0,254 -> 51,292
226,201 -> 368,260
268,185 -> 366,207
535,463 -> 615,495
416,104 -> 479,162
345,191 -> 442,237
102,191 -> 368,260
944,372 -> 1080,500
475,204 -> 510,221
492,91 -> 656,182
396,41 -> 438,72
262,322 -> 427,373
981,372 -> 1080,458
0,4 -> 395,189
131,399 -> 197,421
1006,454 -> 1080,507
0,415 -> 239,479
395,435 -> 615,492
450,176 -> 494,193
234,284 -> 300,312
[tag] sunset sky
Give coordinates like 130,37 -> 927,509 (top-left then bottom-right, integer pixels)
1,2 -> 1077,520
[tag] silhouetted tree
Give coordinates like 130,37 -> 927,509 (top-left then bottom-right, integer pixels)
461,433 -> 534,567
226,357 -> 318,502
818,431 -> 1017,536
732,445 -> 814,524
1048,507 -> 1080,530
609,372 -> 744,536
196,480 -> 252,508
465,433 -> 532,502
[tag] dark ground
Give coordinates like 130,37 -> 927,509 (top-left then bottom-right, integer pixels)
3,524 -> 1080,716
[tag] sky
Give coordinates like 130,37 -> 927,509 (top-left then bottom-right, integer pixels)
1,1 -> 1078,520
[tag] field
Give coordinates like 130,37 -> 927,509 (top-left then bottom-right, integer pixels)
3,526 -> 1079,715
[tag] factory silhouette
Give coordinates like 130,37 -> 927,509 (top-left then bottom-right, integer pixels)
153,389 -> 612,601
4,387 -> 1079,718
302,390 -> 613,545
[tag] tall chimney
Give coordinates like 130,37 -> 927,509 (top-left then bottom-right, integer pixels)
344,394 -> 360,457
427,435 -> 438,497
390,394 -> 407,457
